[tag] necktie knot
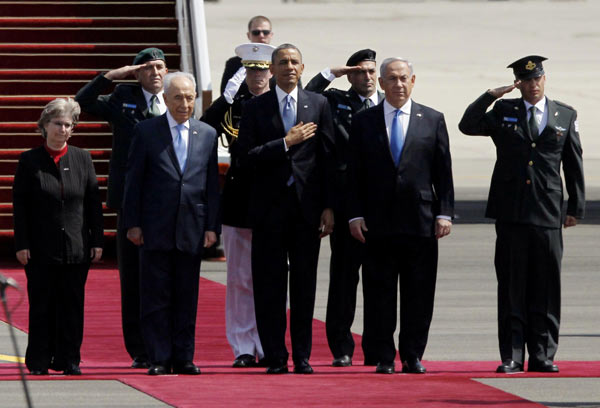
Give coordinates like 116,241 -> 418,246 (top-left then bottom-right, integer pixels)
528,106 -> 539,137
282,95 -> 295,133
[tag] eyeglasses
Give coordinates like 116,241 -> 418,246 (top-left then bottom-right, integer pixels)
250,29 -> 271,36
51,120 -> 74,130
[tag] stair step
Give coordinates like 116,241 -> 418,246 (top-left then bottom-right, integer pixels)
0,44 -> 180,54
0,2 -> 176,18
0,150 -> 111,160
0,135 -> 112,150
0,53 -> 181,70
0,175 -> 108,187
0,28 -> 178,43
0,107 -> 113,123
0,17 -> 177,28
0,80 -> 115,96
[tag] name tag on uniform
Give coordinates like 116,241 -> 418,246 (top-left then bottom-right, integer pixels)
337,104 -> 352,111
503,116 -> 518,123
122,103 -> 137,109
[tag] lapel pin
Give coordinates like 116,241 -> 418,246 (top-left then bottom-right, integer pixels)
416,113 -> 422,117
193,130 -> 198,134
514,106 -> 519,110
303,105 -> 308,109
554,112 -> 559,117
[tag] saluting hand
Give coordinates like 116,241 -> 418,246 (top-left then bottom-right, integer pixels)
330,65 -> 364,78
487,81 -> 521,99
104,64 -> 145,80
284,121 -> 317,148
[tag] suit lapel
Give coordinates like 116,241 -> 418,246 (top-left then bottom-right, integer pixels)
134,87 -> 150,118
268,89 -> 285,138
159,115 -> 182,176
184,120 -> 200,176
372,104 -> 390,152
296,88 -> 310,125
541,98 -> 559,141
399,101 -> 423,166
516,99 -> 533,141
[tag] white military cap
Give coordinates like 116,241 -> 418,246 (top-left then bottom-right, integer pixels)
235,42 -> 276,69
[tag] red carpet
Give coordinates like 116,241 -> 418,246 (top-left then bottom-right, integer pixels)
1,265 -> 599,407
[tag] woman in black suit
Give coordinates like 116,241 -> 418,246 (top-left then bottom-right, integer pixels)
12,98 -> 103,375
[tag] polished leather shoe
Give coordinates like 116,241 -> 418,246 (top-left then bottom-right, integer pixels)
173,361 -> 201,375
29,369 -> 48,375
293,359 -> 314,374
496,360 -> 524,374
375,362 -> 395,374
148,364 -> 170,375
63,364 -> 81,375
131,356 -> 151,369
402,358 -> 426,374
332,355 -> 352,367
233,354 -> 257,368
528,360 -> 559,373
266,364 -> 289,374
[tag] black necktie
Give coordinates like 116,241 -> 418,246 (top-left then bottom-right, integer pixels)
528,106 -> 539,138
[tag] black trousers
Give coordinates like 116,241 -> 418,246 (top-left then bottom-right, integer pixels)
326,213 -> 372,361
494,222 -> 562,366
24,261 -> 89,372
252,186 -> 321,366
116,210 -> 146,360
363,233 -> 438,365
139,248 -> 202,365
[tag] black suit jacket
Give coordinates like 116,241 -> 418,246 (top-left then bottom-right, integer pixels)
122,115 -> 220,255
75,75 -> 154,209
13,145 -> 104,263
235,87 -> 335,228
305,73 -> 384,210
348,101 -> 454,238
458,92 -> 585,228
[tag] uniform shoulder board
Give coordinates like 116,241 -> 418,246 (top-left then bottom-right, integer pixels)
554,100 -> 576,112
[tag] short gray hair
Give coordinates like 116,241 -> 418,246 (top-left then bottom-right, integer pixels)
379,57 -> 414,77
271,43 -> 302,63
163,72 -> 197,95
37,98 -> 80,139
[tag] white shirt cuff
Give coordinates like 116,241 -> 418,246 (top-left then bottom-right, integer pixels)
348,217 -> 364,224
320,68 -> 335,82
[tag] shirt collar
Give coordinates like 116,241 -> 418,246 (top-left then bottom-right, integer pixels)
141,87 -> 164,106
358,93 -> 379,106
524,96 -> 546,113
383,98 -> 412,116
275,85 -> 298,103
166,111 -> 189,130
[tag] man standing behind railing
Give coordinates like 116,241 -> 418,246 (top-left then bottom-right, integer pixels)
75,47 -> 168,370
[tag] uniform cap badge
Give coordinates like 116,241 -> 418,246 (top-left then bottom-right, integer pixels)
525,61 -> 536,71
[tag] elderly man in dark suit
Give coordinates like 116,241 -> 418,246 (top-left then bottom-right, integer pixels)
75,47 -> 168,369
348,57 -> 454,374
236,43 -> 335,375
305,49 -> 384,367
459,56 -> 585,374
123,72 -> 220,376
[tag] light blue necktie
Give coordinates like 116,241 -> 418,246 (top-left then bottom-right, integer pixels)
390,109 -> 404,165
174,123 -> 187,172
282,95 -> 295,133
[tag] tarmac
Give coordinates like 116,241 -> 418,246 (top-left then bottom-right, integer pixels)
2,0 -> 600,407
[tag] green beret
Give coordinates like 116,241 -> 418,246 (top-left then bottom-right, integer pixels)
133,47 -> 166,65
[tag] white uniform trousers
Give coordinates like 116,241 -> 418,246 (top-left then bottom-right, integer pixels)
223,225 -> 264,359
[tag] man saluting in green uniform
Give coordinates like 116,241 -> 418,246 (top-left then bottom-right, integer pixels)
459,55 -> 585,374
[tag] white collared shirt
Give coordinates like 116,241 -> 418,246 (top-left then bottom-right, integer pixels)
166,111 -> 189,146
383,98 -> 411,142
141,87 -> 166,115
524,97 -> 547,136
276,85 -> 298,151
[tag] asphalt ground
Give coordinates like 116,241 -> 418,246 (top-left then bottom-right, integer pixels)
2,1 -> 600,406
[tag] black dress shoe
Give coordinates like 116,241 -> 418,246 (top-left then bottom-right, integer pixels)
29,369 -> 48,375
528,360 -> 559,373
63,364 -> 81,375
332,355 -> 352,367
233,354 -> 257,368
173,361 -> 201,375
148,364 -> 170,375
293,359 -> 313,374
266,364 -> 289,374
131,356 -> 151,369
402,358 -> 426,374
375,362 -> 395,374
496,360 -> 524,374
